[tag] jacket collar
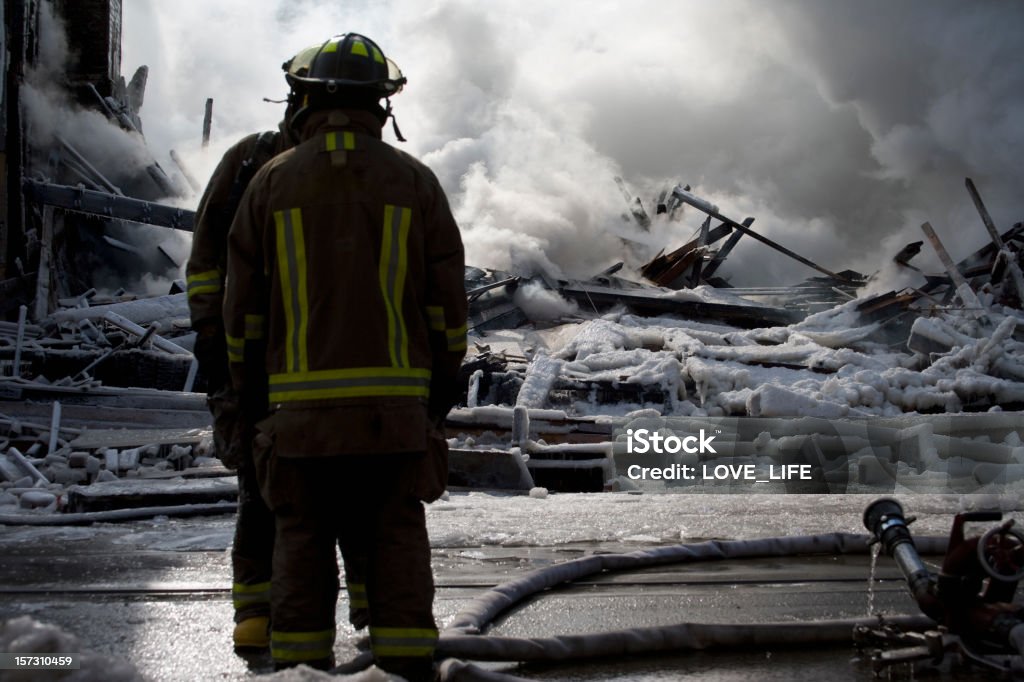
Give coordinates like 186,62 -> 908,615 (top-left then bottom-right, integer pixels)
300,109 -> 384,142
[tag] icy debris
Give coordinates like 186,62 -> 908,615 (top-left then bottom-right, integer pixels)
0,436 -> 206,516
515,353 -> 563,408
529,486 -> 549,499
49,293 -> 189,327
0,616 -> 142,681
747,384 -> 854,419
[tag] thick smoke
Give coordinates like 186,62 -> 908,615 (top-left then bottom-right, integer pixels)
23,2 -> 193,295
124,1 -> 1024,286
24,3 -> 166,195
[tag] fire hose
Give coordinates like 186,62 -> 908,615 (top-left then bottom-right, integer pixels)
331,532 -> 948,680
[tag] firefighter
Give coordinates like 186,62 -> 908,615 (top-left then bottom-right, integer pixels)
222,33 -> 467,679
185,57 -> 366,651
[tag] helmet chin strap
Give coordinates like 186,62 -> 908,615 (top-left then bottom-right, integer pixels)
285,89 -> 407,142
384,99 -> 407,142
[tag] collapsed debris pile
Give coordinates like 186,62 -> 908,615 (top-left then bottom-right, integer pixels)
463,183 -> 1024,418
0,3 -> 1021,508
1,178 -> 1022,506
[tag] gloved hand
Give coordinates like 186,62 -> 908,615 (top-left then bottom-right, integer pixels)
207,387 -> 241,469
412,424 -> 449,503
193,323 -> 228,391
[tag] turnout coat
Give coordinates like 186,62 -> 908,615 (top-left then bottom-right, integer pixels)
223,109 -> 467,458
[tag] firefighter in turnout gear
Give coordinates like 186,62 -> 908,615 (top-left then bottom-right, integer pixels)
187,121 -> 291,651
222,33 -> 467,678
187,56 -> 366,651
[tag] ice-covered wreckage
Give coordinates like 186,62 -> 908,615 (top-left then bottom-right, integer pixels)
1,1 -> 1023,521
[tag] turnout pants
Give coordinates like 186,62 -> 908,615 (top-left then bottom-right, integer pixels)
231,452 -> 275,622
262,453 -> 437,678
208,384 -> 274,624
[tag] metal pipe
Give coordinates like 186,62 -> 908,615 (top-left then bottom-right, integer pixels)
863,498 -> 934,605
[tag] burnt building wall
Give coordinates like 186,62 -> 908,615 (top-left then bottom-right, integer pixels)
54,0 -> 122,96
2,0 -> 26,284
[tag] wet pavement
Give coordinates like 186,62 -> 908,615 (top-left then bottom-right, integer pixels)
0,493 -> 1019,680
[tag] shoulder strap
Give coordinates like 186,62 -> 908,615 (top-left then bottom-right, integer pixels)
223,131 -> 281,223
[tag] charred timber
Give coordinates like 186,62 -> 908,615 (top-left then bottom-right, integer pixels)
23,180 -> 195,231
559,283 -> 800,328
669,185 -> 857,284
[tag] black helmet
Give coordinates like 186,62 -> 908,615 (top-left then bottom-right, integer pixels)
283,33 -> 406,98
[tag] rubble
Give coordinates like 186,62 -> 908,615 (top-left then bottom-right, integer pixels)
0,1 -> 1021,509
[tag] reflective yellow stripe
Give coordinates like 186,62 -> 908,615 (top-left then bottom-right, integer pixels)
323,40 -> 338,54
186,269 -> 222,298
370,45 -> 385,64
379,205 -> 412,368
271,628 -> 335,662
347,582 -> 368,608
275,209 -> 309,373
325,131 -> 356,152
446,323 -> 468,352
244,314 -> 265,341
370,626 -> 438,658
268,367 -> 430,402
351,39 -> 369,57
426,306 -> 445,332
232,581 -> 270,609
226,333 -> 244,363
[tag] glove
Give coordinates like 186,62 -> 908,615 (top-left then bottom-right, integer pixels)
194,327 -> 228,391
207,387 -> 241,469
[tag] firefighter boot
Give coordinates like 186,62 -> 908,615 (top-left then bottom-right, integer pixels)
233,616 -> 270,651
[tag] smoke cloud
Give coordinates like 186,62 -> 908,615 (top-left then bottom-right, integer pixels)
23,1 -> 190,295
124,1 -> 1024,286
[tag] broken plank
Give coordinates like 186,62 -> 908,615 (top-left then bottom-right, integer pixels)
670,185 -> 856,283
559,282 -> 799,328
965,177 -> 1006,250
703,217 -> 753,279
66,476 -> 237,513
69,426 -> 210,450
920,221 -> 985,315
642,222 -> 731,284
